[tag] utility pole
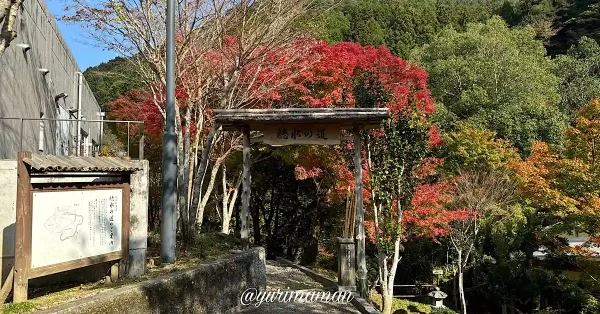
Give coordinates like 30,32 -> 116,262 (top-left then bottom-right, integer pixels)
161,0 -> 177,264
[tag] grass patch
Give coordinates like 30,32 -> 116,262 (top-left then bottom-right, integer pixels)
370,293 -> 458,314
307,266 -> 338,281
1,233 -> 239,313
2,301 -> 36,314
371,293 -> 432,314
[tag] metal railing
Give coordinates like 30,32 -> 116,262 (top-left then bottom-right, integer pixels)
0,117 -> 145,159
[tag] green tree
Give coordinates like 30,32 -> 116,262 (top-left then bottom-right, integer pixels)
412,16 -> 567,154
322,0 -> 500,58
441,124 -> 520,172
323,10 -> 350,43
499,0 -> 559,41
548,0 -> 600,55
352,17 -> 385,47
500,0 -> 600,55
553,36 -> 600,118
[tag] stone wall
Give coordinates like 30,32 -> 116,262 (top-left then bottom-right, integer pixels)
0,0 -> 101,159
37,248 -> 267,314
0,159 -> 149,288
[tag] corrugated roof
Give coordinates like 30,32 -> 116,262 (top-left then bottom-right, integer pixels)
214,108 -> 389,130
23,154 -> 141,172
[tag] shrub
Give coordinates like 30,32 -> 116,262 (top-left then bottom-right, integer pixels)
371,293 -> 432,313
431,307 -> 458,314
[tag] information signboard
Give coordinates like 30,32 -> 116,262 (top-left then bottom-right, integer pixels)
30,189 -> 123,268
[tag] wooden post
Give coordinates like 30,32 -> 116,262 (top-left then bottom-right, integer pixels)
337,237 -> 356,288
240,125 -> 251,250
353,126 -> 368,299
120,182 -> 131,275
14,151 -> 32,302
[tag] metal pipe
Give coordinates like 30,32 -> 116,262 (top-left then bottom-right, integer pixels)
0,117 -> 143,123
97,112 -> 105,154
127,121 -> 130,157
76,72 -> 83,156
87,126 -> 91,156
161,0 -> 177,264
19,118 -> 23,153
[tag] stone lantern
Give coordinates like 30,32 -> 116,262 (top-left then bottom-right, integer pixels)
428,287 -> 448,308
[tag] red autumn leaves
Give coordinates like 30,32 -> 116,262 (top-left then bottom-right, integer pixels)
109,38 -> 467,243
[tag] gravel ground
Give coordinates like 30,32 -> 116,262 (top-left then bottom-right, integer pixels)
240,260 -> 361,314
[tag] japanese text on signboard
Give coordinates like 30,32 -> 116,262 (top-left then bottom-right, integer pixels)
262,124 -> 340,145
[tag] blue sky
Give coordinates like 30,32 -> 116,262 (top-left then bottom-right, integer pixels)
47,0 -> 117,70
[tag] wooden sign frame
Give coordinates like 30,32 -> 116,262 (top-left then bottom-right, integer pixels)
13,152 -> 130,301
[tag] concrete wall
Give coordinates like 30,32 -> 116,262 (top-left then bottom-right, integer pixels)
0,160 -> 17,286
0,159 -> 149,288
0,0 -> 101,159
37,248 -> 267,314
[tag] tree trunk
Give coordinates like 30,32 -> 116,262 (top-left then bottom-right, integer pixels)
179,108 -> 192,245
0,0 -> 20,58
223,181 -> 240,233
379,251 -> 393,314
221,168 -> 241,234
196,159 -> 222,230
382,293 -> 393,314
188,108 -> 203,207
189,125 -> 219,234
458,249 -> 467,314
221,211 -> 232,234
377,239 -> 401,314
221,165 -> 230,234
175,99 -> 184,194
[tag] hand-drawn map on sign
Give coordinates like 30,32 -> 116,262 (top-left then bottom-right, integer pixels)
30,189 -> 122,269
261,124 -> 340,145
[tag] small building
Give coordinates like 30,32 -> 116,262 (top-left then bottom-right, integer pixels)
533,237 -> 600,261
0,0 -> 101,159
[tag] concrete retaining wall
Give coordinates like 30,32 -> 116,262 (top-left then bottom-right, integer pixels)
37,247 -> 267,314
0,0 -> 101,159
0,159 -> 149,287
0,160 -> 17,286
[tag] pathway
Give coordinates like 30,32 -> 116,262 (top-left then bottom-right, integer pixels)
239,260 -> 361,314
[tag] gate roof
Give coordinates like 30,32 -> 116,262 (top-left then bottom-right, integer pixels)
214,108 -> 388,131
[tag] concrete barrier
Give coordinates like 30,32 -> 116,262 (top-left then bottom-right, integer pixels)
36,247 -> 267,314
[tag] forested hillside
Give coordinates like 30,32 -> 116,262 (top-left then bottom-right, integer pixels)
84,57 -> 143,111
